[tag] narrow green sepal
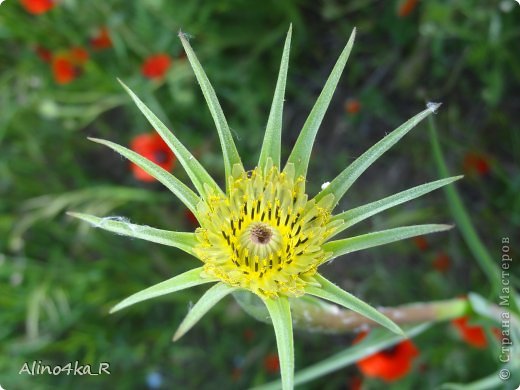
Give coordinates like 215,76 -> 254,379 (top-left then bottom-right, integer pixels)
285,28 -> 356,178
315,104 -> 442,206
173,283 -> 237,341
306,275 -> 404,335
330,175 -> 463,237
324,224 -> 453,260
259,25 -> 292,169
179,32 -> 243,188
262,297 -> 294,390
118,79 -> 223,199
110,267 -> 215,313
87,137 -> 201,216
67,211 -> 197,256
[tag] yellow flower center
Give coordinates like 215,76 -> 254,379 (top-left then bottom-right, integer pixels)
194,162 -> 339,298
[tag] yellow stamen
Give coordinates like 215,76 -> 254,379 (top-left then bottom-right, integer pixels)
194,162 -> 339,298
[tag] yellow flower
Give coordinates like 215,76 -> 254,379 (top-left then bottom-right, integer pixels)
195,162 -> 339,298
70,26 -> 459,389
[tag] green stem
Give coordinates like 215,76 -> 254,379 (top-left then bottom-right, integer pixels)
234,292 -> 470,333
428,117 -> 502,297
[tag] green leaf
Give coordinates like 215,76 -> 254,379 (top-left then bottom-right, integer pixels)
110,267 -> 215,313
118,79 -> 223,198
315,104 -> 441,206
307,275 -> 403,335
87,137 -> 201,216
173,283 -> 237,341
258,25 -> 292,169
179,32 -> 242,187
67,211 -> 197,256
285,28 -> 356,178
253,324 -> 430,390
331,176 -> 462,237
324,224 -> 452,259
262,296 -> 294,390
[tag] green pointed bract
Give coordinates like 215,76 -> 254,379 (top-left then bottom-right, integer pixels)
324,224 -> 453,260
285,28 -> 356,178
330,176 -> 463,237
173,283 -> 238,341
258,25 -> 292,169
68,211 -> 197,256
315,104 -> 442,206
263,297 -> 294,390
118,79 -> 223,199
179,32 -> 243,188
87,137 -> 201,216
110,267 -> 215,313
306,275 -> 403,335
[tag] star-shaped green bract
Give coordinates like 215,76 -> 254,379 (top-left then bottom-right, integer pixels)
69,27 -> 459,390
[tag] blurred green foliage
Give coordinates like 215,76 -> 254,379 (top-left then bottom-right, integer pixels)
1,0 -> 519,389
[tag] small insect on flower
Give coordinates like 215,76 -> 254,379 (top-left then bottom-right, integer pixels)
70,26 -> 461,389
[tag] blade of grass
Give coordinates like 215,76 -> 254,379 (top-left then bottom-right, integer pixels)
285,28 -> 356,178
179,32 -> 242,188
118,79 -> 223,199
428,117 -> 505,301
258,25 -> 292,169
67,212 -> 197,256
87,137 -> 201,216
110,267 -> 215,313
315,104 -> 441,205
306,275 -> 403,335
323,224 -> 453,260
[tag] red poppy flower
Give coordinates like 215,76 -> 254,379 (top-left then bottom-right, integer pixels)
354,331 -> 419,382
413,236 -> 428,251
184,210 -> 199,227
432,252 -> 451,273
348,375 -> 363,390
452,316 -> 487,348
35,46 -> 52,63
345,98 -> 361,115
263,353 -> 280,374
463,152 -> 490,176
90,27 -> 112,50
130,133 -> 176,182
398,0 -> 419,17
21,0 -> 55,14
141,54 -> 172,79
68,47 -> 89,65
52,54 -> 77,85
